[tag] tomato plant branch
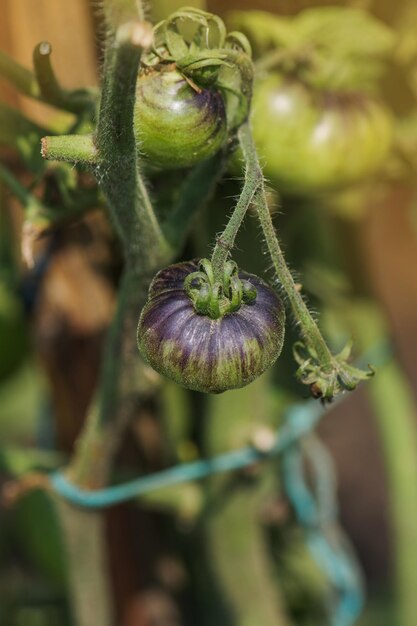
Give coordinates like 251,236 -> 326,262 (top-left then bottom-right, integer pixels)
94,20 -> 172,268
0,47 -> 96,115
56,19 -> 173,488
50,20 -> 173,625
210,122 -> 260,281
41,134 -> 98,165
253,186 -> 334,365
236,123 -> 371,399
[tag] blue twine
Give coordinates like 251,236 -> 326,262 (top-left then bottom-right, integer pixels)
51,402 -> 323,509
50,341 -> 391,509
282,435 -> 364,626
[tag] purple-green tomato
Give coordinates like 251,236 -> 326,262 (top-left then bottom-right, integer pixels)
248,75 -> 393,194
134,68 -> 228,169
137,260 -> 285,393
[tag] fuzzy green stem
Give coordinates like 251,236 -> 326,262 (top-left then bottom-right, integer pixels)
253,188 -> 333,367
66,19 -> 174,487
95,20 -> 171,267
41,134 -> 98,165
210,122 -> 261,281
236,123 -> 334,369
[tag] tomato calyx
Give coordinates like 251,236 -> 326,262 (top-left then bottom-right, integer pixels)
184,258 -> 257,320
293,340 -> 374,402
141,8 -> 254,130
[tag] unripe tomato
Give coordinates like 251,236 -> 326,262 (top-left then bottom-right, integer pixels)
248,75 -> 392,194
134,68 -> 228,169
137,260 -> 285,393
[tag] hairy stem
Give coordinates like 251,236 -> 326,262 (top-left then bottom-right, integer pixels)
253,187 -> 333,367
240,123 -> 334,368
41,134 -> 98,165
95,20 -> 171,268
65,15 -> 175,487
210,122 -> 261,281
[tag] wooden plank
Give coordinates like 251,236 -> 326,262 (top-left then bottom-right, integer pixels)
1,0 -> 97,122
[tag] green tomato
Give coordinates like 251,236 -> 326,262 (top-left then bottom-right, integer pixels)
247,75 -> 392,194
134,68 -> 228,169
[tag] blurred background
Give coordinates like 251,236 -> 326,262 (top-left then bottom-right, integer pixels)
1,0 -> 417,625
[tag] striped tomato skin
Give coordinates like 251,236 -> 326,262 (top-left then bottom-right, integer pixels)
134,69 -> 228,169
137,261 -> 285,393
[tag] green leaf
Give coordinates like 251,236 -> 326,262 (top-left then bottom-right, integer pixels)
166,25 -> 190,58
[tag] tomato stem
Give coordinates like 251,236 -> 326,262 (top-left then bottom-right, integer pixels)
211,122 -> 261,281
238,122 -> 371,399
41,134 -> 98,164
95,21 -> 172,269
252,183 -> 335,368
